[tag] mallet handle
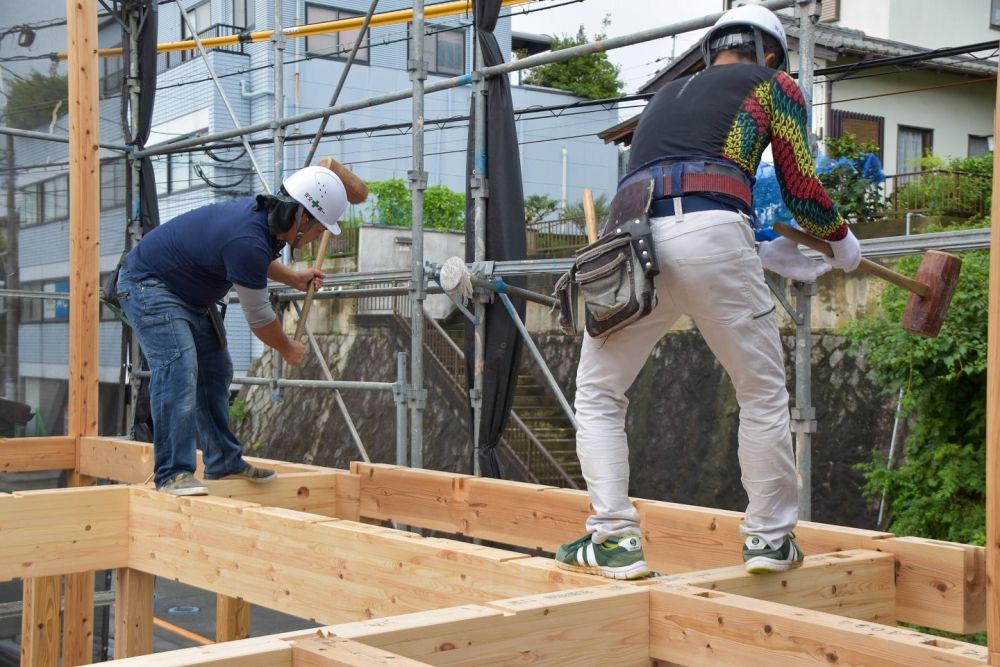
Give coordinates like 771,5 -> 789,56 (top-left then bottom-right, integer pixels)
293,230 -> 332,342
773,222 -> 930,298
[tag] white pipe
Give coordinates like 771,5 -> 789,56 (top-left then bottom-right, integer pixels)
560,146 -> 568,212
240,79 -> 273,100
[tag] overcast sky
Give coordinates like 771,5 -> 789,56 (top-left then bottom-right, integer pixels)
510,0 -> 724,93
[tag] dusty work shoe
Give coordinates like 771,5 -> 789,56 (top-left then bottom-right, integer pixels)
157,472 -> 209,497
742,533 -> 804,574
555,533 -> 650,580
205,464 -> 277,483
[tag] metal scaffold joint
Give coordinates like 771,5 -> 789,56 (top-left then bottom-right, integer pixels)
408,169 -> 428,190
407,387 -> 428,410
407,58 -> 428,80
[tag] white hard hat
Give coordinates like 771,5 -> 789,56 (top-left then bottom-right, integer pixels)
282,165 -> 348,235
700,3 -> 789,71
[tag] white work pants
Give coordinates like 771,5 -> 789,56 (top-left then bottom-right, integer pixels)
575,209 -> 798,548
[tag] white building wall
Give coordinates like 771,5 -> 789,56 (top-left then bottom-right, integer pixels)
829,67 -> 995,174
837,0 -> 998,48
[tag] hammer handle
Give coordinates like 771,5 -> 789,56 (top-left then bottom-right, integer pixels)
773,222 -> 930,297
293,230 -> 332,342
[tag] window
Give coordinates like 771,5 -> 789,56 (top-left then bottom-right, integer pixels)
98,21 -> 123,99
21,279 -> 69,322
305,5 -> 368,62
992,0 -> 1000,29
417,23 -> 465,76
968,134 -> 992,157
896,126 -> 933,174
152,140 -> 204,195
19,175 -> 69,227
829,109 -> 884,159
233,0 -> 255,30
101,159 -> 127,210
181,2 -> 212,62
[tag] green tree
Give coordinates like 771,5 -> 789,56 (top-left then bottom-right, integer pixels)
522,19 -> 624,100
817,133 -> 886,224
843,220 -> 989,546
367,179 -> 466,232
524,194 -> 559,226
3,71 -> 69,130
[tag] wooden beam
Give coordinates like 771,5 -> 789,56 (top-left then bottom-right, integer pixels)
0,436 -> 76,472
292,637 -> 429,667
65,0 -> 99,442
63,570 -> 96,667
126,489 -> 597,625
216,595 -> 251,643
659,549 -> 895,624
115,568 -> 155,660
352,462 -> 983,633
649,583 -> 986,667
0,486 -> 129,581
21,575 -> 62,667
205,473 -> 344,517
986,39 -> 1000,666
326,584 -> 648,666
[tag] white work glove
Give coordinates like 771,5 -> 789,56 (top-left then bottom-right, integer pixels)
824,228 -> 862,272
758,236 -> 832,282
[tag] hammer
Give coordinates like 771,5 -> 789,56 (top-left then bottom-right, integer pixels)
772,222 -> 962,338
293,157 -> 369,341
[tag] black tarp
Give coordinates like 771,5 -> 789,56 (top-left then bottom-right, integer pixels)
120,0 -> 160,442
463,0 -> 528,478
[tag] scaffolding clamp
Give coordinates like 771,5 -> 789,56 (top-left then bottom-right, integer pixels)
407,387 -> 428,410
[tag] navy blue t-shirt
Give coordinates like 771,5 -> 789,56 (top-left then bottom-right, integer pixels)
127,197 -> 277,307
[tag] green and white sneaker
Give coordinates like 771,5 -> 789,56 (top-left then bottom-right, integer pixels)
555,533 -> 650,580
742,533 -> 804,574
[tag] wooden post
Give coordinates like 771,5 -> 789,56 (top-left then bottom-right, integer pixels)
65,0 -> 100,661
63,571 -> 96,666
21,576 -> 62,667
216,594 -> 251,643
114,568 -> 155,659
582,188 -> 598,243
986,47 -> 1000,666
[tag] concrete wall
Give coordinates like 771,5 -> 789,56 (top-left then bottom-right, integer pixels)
837,0 -> 1000,48
356,224 -> 464,319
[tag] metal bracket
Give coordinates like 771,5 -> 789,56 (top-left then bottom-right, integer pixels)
468,260 -> 496,279
795,0 -> 821,20
408,169 -> 428,190
407,58 -> 428,80
407,387 -> 428,410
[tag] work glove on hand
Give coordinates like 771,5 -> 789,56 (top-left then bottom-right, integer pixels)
758,236 -> 832,282
824,228 -> 862,272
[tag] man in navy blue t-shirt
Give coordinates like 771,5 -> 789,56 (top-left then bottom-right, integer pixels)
117,166 -> 349,496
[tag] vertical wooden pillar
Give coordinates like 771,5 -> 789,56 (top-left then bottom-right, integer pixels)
65,0 -> 100,661
987,46 -> 1000,667
216,594 -> 251,643
21,576 -> 62,667
62,571 -> 95,666
114,568 -> 155,659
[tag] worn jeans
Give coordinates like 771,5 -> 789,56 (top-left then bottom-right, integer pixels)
117,267 -> 246,487
575,209 -> 798,548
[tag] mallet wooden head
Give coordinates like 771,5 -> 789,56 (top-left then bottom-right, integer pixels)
901,250 -> 962,338
771,222 -> 961,338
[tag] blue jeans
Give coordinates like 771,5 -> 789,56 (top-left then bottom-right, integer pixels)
117,267 -> 247,487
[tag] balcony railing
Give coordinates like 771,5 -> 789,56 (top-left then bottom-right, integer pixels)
158,23 -> 251,71
884,170 -> 991,218
526,218 -> 588,258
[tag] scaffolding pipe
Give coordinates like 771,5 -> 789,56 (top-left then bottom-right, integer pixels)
395,352 -> 409,467
497,292 -> 577,431
0,125 -> 128,151
132,0 -> 796,160
77,0 -> 531,59
132,369 -> 393,391
470,34 -> 487,478
409,0 -> 428,470
273,0 -> 287,400
791,280 -> 817,521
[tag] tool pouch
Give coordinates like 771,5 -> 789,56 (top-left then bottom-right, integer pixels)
100,251 -> 128,322
207,303 -> 228,348
554,178 -> 658,339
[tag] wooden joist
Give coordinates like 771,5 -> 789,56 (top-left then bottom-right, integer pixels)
0,486 -> 129,581
0,436 -> 76,472
352,462 -> 985,633
126,488 -> 597,625
649,583 -> 986,666
21,575 -> 62,667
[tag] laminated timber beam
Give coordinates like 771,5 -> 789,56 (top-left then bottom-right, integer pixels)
87,583 -> 986,667
351,462 -> 986,634
0,436 -> 75,472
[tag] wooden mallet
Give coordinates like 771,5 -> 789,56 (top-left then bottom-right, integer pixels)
773,221 -> 962,338
293,157 -> 369,341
